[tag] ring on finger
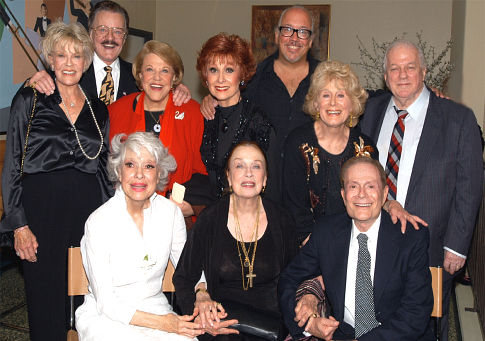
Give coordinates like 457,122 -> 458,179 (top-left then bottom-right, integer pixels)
311,313 -> 318,318
15,251 -> 20,256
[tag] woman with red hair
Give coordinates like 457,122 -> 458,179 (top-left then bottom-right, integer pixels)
196,33 -> 278,203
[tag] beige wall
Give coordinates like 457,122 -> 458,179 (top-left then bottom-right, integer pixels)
449,0 -> 485,128
120,0 -> 485,128
148,0 -> 453,102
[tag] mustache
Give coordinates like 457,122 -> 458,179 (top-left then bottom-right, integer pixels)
100,40 -> 119,47
286,41 -> 302,47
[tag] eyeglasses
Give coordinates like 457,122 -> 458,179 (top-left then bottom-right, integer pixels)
278,26 -> 312,40
92,25 -> 126,39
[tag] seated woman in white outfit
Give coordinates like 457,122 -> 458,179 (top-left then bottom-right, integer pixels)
76,132 -> 203,341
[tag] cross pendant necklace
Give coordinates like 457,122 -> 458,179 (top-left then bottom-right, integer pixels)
246,265 -> 256,288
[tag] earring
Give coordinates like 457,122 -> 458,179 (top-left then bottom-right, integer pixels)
240,80 -> 245,86
50,65 -> 54,71
349,115 -> 353,127
261,186 -> 266,194
205,80 -> 209,87
229,185 -> 233,193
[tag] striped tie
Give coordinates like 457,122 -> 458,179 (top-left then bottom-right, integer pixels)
385,107 -> 408,200
99,66 -> 114,106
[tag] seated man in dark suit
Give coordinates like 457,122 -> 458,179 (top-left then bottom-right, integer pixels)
278,156 -> 434,341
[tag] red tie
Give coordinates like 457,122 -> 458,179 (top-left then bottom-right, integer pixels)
385,107 -> 408,200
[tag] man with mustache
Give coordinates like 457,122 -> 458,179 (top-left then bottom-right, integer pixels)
26,0 -> 190,106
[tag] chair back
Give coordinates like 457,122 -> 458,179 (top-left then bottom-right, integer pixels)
68,247 -> 89,296
430,266 -> 443,318
162,260 -> 176,292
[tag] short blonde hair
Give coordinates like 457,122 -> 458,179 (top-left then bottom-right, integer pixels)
133,40 -> 184,89
41,20 -> 94,72
303,61 -> 368,127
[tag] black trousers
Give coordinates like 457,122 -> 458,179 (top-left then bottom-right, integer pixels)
21,169 -> 102,341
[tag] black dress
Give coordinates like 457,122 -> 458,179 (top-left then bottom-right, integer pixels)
0,85 -> 112,341
199,99 -> 280,202
173,195 -> 298,339
282,122 -> 378,243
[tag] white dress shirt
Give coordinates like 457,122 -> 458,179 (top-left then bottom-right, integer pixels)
76,188 -> 195,340
377,87 -> 430,206
343,215 -> 381,328
92,53 -> 121,101
42,16 -> 48,32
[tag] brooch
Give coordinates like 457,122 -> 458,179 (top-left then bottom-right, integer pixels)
353,136 -> 374,158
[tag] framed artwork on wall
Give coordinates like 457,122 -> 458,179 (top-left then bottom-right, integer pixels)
251,5 -> 330,64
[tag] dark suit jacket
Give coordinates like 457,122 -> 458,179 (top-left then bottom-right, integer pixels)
80,57 -> 138,101
33,17 -> 51,37
359,90 -> 483,266
278,211 -> 434,341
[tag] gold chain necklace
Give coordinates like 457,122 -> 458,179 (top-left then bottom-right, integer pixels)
59,84 -> 104,160
233,195 -> 260,290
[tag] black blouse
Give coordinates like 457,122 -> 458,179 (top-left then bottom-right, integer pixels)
200,99 -> 276,199
173,195 -> 298,316
0,86 -> 111,232
282,122 -> 378,243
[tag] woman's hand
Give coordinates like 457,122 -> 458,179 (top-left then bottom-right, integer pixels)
14,225 -> 38,262
160,313 -> 203,338
384,200 -> 428,233
294,294 -> 319,327
169,196 -> 195,217
200,95 -> 218,120
193,288 -> 226,328
196,315 -> 239,336
172,83 -> 191,107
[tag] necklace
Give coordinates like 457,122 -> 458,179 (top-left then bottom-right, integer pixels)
59,84 -> 104,160
232,195 -> 260,290
146,110 -> 163,133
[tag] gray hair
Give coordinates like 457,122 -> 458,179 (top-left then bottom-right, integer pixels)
108,132 -> 177,192
276,5 -> 314,33
383,39 -> 427,72
41,20 -> 94,72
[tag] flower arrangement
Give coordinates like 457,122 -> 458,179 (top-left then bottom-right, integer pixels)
352,32 -> 454,91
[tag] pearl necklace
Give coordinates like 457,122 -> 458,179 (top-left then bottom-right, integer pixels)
59,85 -> 104,160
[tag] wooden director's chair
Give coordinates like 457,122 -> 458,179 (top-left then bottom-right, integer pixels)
429,266 -> 443,341
67,247 -> 176,341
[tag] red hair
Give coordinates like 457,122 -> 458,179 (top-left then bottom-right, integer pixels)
197,33 -> 256,88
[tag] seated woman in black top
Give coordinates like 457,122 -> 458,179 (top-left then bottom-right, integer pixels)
173,141 -> 298,340
196,34 -> 279,203
282,61 -> 424,245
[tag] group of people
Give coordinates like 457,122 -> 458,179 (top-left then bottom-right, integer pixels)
0,2 -> 482,341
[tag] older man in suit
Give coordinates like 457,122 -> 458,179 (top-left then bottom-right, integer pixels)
279,156 -> 434,340
359,40 -> 483,340
26,1 -> 190,106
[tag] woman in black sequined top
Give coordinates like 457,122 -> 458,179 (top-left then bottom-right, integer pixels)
282,61 -> 377,244
196,33 -> 278,202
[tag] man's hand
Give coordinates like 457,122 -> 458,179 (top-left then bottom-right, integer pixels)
27,71 -> 55,95
294,294 -> 319,327
384,200 -> 428,233
172,83 -> 191,106
305,315 -> 339,341
200,94 -> 218,120
443,250 -> 466,275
